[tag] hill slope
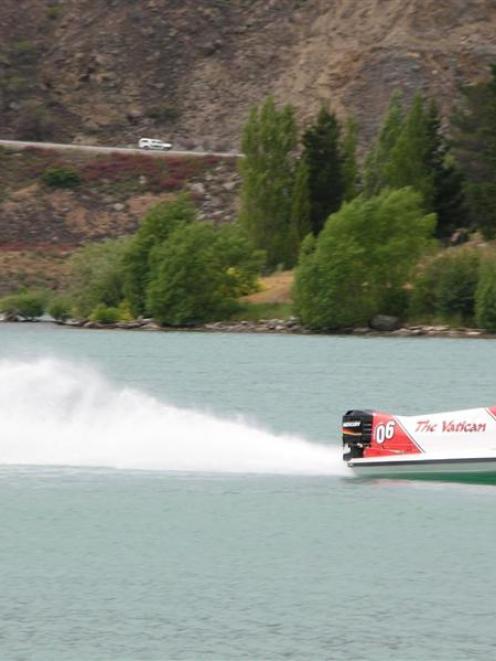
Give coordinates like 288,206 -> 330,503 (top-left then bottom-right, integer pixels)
1,0 -> 495,147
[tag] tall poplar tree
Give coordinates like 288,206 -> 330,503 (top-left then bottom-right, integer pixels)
386,93 -> 435,205
302,108 -> 344,235
289,157 -> 312,257
366,92 -> 465,238
239,97 -> 297,268
364,92 -> 404,196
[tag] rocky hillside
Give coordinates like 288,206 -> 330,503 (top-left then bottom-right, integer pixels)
0,146 -> 239,294
1,0 -> 495,148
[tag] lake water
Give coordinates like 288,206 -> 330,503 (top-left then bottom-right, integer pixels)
1,324 -> 496,660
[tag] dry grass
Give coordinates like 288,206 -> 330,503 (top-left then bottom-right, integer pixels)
243,270 -> 294,304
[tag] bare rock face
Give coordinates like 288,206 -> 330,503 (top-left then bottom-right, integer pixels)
0,0 -> 495,146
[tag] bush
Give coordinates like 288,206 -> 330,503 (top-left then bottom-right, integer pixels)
48,296 -> 71,322
68,238 -> 130,318
42,166 -> 81,188
146,104 -> 179,123
123,195 -> 197,315
475,255 -> 496,331
12,40 -> 37,65
410,247 -> 481,322
90,304 -> 120,324
0,291 -> 46,320
16,102 -> 57,141
146,223 -> 264,326
294,188 -> 436,329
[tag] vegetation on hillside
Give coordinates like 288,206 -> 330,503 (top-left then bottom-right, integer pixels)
4,65 -> 496,333
13,195 -> 265,326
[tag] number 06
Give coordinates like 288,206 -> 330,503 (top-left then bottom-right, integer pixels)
375,421 -> 396,444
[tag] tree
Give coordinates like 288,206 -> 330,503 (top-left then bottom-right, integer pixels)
385,93 -> 435,205
302,107 -> 344,235
146,223 -> 264,326
426,100 -> 466,239
289,157 -> 312,254
409,247 -> 480,321
341,118 -> 360,200
366,92 -> 465,238
294,188 -> 436,329
239,97 -> 298,269
475,254 -> 496,331
364,92 -> 404,196
122,194 -> 197,315
452,65 -> 496,237
67,238 -> 130,318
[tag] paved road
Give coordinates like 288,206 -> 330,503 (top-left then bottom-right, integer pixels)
0,139 -> 241,159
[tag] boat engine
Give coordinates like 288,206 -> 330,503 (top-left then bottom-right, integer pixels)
342,410 -> 373,460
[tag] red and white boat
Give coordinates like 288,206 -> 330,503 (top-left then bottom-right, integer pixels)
342,406 -> 496,483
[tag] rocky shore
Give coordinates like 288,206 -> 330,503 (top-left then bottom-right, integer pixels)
0,312 -> 491,338
47,317 -> 491,339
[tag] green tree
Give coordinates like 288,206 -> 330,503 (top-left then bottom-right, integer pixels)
475,255 -> 496,331
366,93 -> 465,238
123,194 -> 197,315
386,93 -> 435,205
409,247 -> 480,321
147,223 -> 263,326
294,188 -> 436,329
364,92 -> 405,196
452,65 -> 496,237
213,224 -> 265,298
426,101 -> 466,239
341,117 -> 360,201
239,97 -> 298,269
289,157 -> 312,255
302,107 -> 344,235
67,238 -> 130,318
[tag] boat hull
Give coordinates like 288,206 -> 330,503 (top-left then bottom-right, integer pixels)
347,456 -> 496,484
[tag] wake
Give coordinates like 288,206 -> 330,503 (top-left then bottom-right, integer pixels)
0,358 -> 346,475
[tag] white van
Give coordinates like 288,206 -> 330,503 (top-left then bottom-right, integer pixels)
138,138 -> 172,151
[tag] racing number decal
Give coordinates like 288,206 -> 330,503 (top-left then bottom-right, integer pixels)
375,420 -> 396,444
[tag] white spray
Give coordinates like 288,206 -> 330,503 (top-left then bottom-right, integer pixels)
0,358 -> 347,475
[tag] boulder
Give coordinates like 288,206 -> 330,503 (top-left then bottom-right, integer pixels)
369,314 -> 400,332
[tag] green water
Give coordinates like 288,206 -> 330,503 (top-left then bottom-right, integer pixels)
1,324 -> 496,660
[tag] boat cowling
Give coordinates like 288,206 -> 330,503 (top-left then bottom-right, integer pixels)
342,410 -> 373,460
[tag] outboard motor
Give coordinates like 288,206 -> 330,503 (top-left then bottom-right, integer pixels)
342,410 -> 373,460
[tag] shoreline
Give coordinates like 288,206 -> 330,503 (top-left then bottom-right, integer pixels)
3,317 -> 493,339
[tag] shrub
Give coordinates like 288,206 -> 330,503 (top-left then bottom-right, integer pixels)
294,188 -> 436,329
90,304 -> 120,324
46,6 -> 63,19
12,40 -> 37,65
146,105 -> 179,123
42,165 -> 81,188
0,291 -> 46,320
409,246 -> 481,322
68,238 -> 130,318
146,223 -> 264,326
475,255 -> 496,331
48,296 -> 71,321
116,300 -> 134,321
16,102 -> 57,141
123,195 -> 197,315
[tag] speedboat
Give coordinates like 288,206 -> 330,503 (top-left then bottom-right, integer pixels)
342,406 -> 496,483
